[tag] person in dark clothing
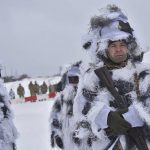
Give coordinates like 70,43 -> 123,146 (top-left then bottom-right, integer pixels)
41,81 -> 48,94
34,81 -> 40,95
17,83 -> 25,98
28,81 -> 35,96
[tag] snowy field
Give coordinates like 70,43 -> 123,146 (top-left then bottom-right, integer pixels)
12,100 -> 56,150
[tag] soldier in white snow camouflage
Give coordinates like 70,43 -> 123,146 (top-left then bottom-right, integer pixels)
73,4 -> 150,150
49,62 -> 81,150
0,68 -> 18,150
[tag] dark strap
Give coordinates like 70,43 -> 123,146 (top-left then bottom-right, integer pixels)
134,72 -> 141,100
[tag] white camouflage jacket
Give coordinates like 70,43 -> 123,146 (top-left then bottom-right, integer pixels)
73,61 -> 150,150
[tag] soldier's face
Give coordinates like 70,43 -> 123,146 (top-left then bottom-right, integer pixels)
107,40 -> 128,63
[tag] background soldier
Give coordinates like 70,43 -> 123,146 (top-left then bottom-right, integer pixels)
49,84 -> 55,93
28,81 -> 35,96
17,83 -> 25,98
34,81 -> 40,95
40,81 -> 48,94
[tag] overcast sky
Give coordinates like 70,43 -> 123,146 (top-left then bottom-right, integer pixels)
0,0 -> 150,77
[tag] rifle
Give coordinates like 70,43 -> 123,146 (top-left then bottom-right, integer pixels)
94,66 -> 149,150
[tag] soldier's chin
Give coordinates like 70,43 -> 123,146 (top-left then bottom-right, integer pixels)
112,56 -> 126,63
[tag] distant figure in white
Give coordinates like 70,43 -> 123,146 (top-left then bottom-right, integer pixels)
0,74 -> 18,149
9,89 -> 15,100
49,62 -> 81,150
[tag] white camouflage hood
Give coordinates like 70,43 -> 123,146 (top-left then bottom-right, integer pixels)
82,4 -> 144,64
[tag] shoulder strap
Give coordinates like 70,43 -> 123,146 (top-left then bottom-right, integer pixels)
134,72 -> 141,100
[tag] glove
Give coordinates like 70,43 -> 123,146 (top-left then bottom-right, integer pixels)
55,135 -> 64,149
107,108 -> 132,135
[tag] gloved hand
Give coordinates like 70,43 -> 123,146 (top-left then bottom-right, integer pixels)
107,108 -> 132,135
55,135 -> 64,149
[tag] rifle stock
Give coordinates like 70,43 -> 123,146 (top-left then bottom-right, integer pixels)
94,66 -> 148,150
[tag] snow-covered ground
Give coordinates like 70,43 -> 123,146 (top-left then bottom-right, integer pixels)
12,100 -> 55,150
3,76 -> 62,150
